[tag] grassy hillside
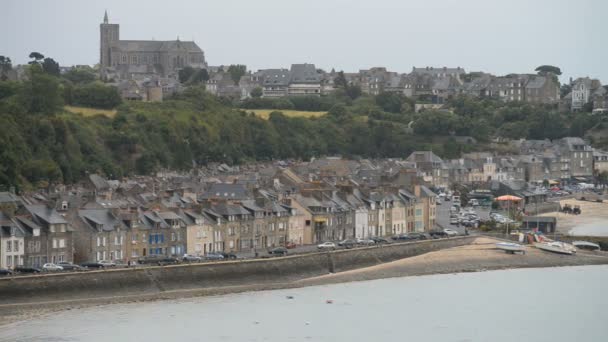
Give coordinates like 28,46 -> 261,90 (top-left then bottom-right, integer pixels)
243,109 -> 326,120
64,105 -> 117,117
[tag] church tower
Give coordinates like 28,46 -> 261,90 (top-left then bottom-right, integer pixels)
100,11 -> 119,68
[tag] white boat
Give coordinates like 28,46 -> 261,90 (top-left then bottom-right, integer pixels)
495,242 -> 526,254
535,241 -> 577,255
572,241 -> 601,251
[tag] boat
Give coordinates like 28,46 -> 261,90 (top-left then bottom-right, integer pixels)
535,241 -> 577,255
495,242 -> 526,254
572,241 -> 601,251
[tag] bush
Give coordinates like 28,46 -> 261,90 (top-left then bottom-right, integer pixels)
72,83 -> 121,109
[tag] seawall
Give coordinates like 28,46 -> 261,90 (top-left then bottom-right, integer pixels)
0,237 -> 474,315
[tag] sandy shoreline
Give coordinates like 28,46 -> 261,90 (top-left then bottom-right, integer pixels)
2,236 -> 607,326
542,199 -> 608,234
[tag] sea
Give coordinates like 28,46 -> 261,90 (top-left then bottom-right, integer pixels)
1,265 -> 607,342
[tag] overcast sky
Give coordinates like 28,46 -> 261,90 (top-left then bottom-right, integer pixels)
2,0 -> 606,83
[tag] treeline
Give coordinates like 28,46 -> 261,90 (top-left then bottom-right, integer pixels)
1,61 -> 606,191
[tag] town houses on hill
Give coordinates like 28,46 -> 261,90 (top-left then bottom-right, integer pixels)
1,133 -> 607,270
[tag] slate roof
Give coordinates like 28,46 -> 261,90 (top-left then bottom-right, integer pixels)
0,192 -> 20,204
201,183 -> 249,200
78,209 -> 123,232
24,205 -> 68,225
112,40 -> 203,53
290,64 -> 320,84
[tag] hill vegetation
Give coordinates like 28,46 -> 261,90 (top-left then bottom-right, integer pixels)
1,61 -> 606,191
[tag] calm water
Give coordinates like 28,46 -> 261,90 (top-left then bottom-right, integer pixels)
2,266 -> 607,342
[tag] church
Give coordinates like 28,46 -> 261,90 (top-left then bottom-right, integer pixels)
99,11 -> 207,80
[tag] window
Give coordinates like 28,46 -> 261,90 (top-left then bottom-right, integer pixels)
59,239 -> 65,248
171,232 -> 176,241
52,239 -> 58,248
102,237 -> 107,246
121,55 -> 127,63
130,55 -> 137,64
14,240 -> 19,252
114,236 -> 119,245
6,241 -> 11,252
6,256 -> 11,266
97,236 -> 101,247
50,225 -> 56,233
131,251 -> 138,258
132,234 -> 137,243
60,224 -> 66,233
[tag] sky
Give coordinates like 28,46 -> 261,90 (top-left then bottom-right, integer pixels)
2,0 -> 607,83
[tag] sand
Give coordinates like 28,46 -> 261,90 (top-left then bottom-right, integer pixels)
541,199 -> 608,235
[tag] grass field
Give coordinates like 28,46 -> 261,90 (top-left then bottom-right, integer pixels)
243,109 -> 326,120
64,105 -> 117,118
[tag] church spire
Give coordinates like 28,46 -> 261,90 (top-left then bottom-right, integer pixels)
103,10 -> 108,24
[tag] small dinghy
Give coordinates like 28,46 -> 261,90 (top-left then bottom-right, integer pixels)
572,241 -> 601,251
535,241 -> 576,255
495,242 -> 526,254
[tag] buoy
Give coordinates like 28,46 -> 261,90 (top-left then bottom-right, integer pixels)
326,299 -> 333,304
286,295 -> 294,299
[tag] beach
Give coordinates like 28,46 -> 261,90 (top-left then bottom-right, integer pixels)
542,199 -> 608,236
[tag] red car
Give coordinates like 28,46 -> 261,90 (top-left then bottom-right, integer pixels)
285,242 -> 297,249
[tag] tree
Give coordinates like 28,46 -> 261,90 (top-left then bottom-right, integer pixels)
20,64 -> 63,115
560,84 -> 572,98
72,82 -> 122,109
63,67 -> 96,84
178,66 -> 195,84
189,68 -> 209,84
535,65 -> 562,76
227,64 -> 246,85
334,71 -> 347,88
346,84 -> 362,100
28,52 -> 45,65
42,57 -> 60,76
0,56 -> 12,81
250,87 -> 263,98
375,92 -> 403,113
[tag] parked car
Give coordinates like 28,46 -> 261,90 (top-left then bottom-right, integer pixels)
0,268 -> 13,276
81,261 -> 106,269
285,242 -> 297,249
406,233 -> 428,240
371,237 -> 390,244
42,263 -> 64,272
357,238 -> 376,245
338,239 -> 357,248
450,217 -> 459,225
99,260 -> 117,268
317,242 -> 336,250
182,254 -> 202,262
138,256 -> 181,266
57,262 -> 84,271
14,266 -> 42,274
429,231 -> 448,239
205,252 -> 225,261
218,252 -> 238,260
443,229 -> 459,237
268,247 -> 288,256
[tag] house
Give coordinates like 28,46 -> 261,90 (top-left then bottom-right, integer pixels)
406,151 -> 449,188
524,75 -> 560,104
18,204 -> 74,266
0,212 -> 26,269
257,69 -> 290,98
288,64 -> 321,96
180,209 -> 214,256
593,151 -> 608,175
73,208 -> 129,263
556,137 -> 594,178
571,77 -> 602,111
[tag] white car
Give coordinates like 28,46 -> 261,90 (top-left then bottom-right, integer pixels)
443,229 -> 459,237
317,242 -> 336,250
99,260 -> 117,267
42,263 -> 64,272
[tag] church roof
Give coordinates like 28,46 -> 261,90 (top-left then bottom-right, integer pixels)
112,40 -> 203,53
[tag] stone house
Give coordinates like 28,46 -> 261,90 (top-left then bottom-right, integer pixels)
593,151 -> 608,175
413,185 -> 436,231
571,77 -> 602,111
18,204 -> 73,266
0,212 -> 26,269
288,64 -> 321,96
180,209 -> 214,256
73,208 -> 128,263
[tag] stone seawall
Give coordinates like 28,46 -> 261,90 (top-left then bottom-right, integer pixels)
0,236 -> 475,306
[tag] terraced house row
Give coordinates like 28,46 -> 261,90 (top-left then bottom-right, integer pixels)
0,177 -> 436,268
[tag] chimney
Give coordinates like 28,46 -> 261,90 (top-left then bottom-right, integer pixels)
414,185 -> 421,197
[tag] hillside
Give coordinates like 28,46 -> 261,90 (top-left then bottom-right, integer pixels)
1,65 -> 606,191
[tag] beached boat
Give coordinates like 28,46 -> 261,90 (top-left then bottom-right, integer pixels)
572,241 -> 601,251
495,242 -> 526,254
535,241 -> 577,255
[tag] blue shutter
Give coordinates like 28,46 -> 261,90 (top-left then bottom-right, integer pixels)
161,234 -> 164,243
149,234 -> 153,244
